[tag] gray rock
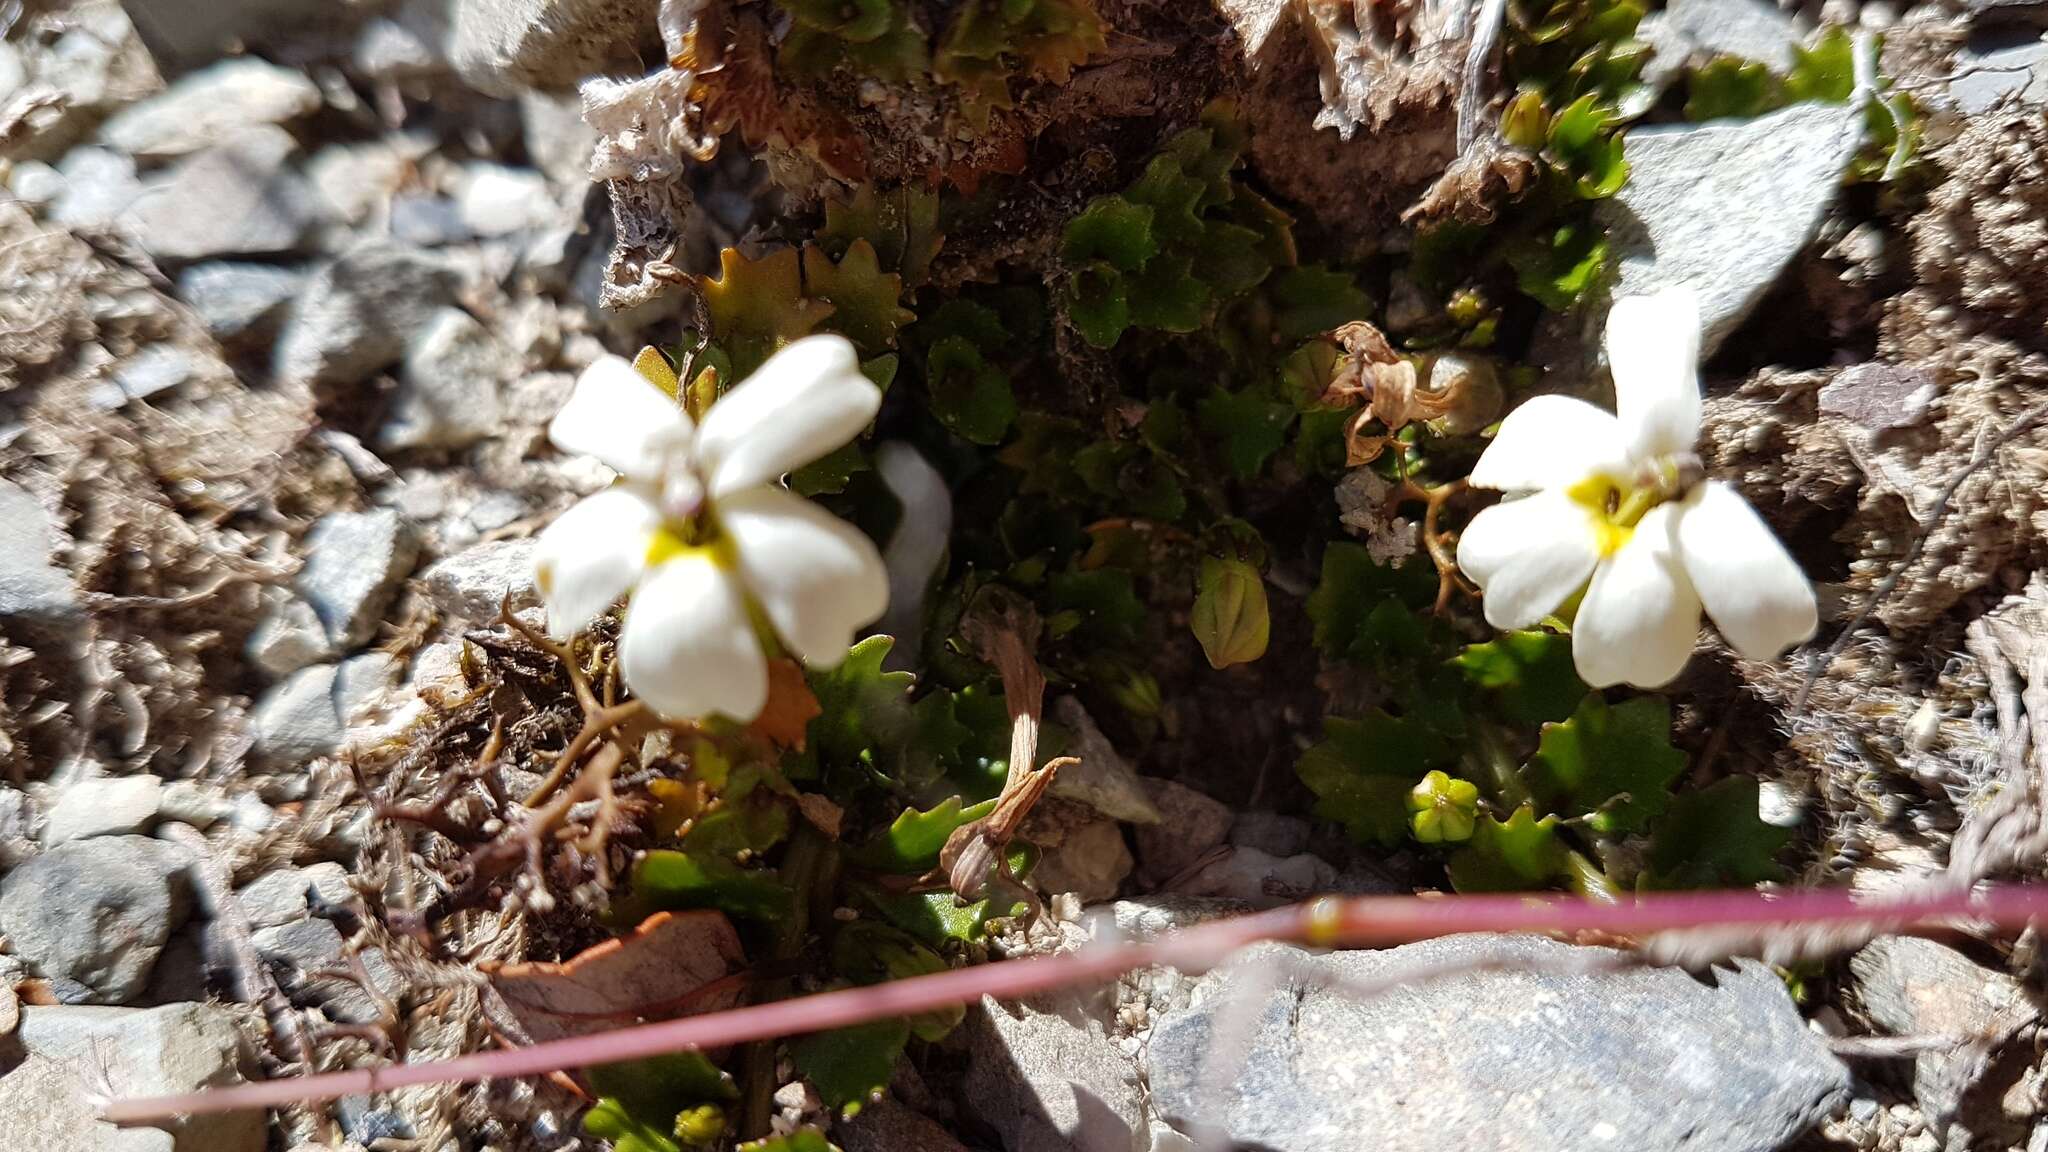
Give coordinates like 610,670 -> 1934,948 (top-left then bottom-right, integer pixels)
247,918 -> 399,1022
390,194 -> 472,246
249,663 -> 344,761
1600,101 -> 1866,357
94,345 -> 208,410
236,862 -> 353,929
1820,362 -> 1937,432
0,480 -> 79,619
275,239 -> 462,387
352,2 -> 448,83
0,1053 -> 169,1152
1049,697 -> 1162,824
1227,811 -> 1312,858
98,57 -> 320,158
42,775 -> 163,845
13,1001 -> 263,1152
1133,779 -> 1233,883
1950,29 -> 2048,113
48,146 -> 143,230
378,308 -> 511,451
1173,847 -> 1336,907
420,537 -> 540,624
1639,0 -> 1802,91
838,1099 -> 970,1152
1851,936 -> 2038,1128
9,159 -> 64,206
335,650 -> 404,724
1031,817 -> 1133,904
176,262 -> 304,342
1147,936 -> 1849,1152
244,590 -> 337,678
459,162 -> 557,236
120,0 -> 342,72
123,126 -> 319,262
519,91 -> 599,185
967,992 -> 1148,1152
306,140 -> 413,226
449,0 -> 659,94
0,788 -> 37,868
0,836 -> 193,1003
297,508 -> 418,647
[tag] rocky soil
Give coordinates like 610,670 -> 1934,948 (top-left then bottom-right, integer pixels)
0,1 -> 2045,1151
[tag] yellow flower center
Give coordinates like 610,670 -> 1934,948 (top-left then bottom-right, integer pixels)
645,521 -> 737,569
1567,470 -> 1668,558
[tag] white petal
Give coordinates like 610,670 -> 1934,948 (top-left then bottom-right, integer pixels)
1676,480 -> 1818,661
549,355 -> 693,480
533,483 -> 661,640
718,485 -> 889,667
1606,286 -> 1702,460
1457,489 -> 1601,631
1572,503 -> 1701,688
696,335 -> 881,497
619,552 -> 769,722
1468,395 -> 1629,492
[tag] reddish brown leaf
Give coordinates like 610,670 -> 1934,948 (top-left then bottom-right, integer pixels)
483,910 -> 745,1045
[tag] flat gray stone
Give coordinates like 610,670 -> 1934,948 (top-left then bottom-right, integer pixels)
98,56 -> 320,158
275,238 -> 462,387
296,508 -> 418,648
176,262 -> 304,342
244,590 -> 337,679
13,1001 -> 264,1152
1850,936 -> 2038,1129
236,861 -> 352,929
0,836 -> 193,1003
1173,847 -> 1335,907
419,537 -> 539,624
967,991 -> 1148,1152
1951,29 -> 2048,113
0,1054 -> 169,1152
120,0 -> 340,71
48,146 -> 142,230
1133,778 -> 1233,883
459,161 -> 557,236
1030,816 -> 1133,904
449,0 -> 659,93
1600,101 -> 1866,357
378,307 -> 511,452
41,775 -> 163,845
1049,697 -> 1162,824
124,125 -> 319,262
0,480 -> 78,619
838,1099 -> 971,1152
1642,0 -> 1801,86
1228,811 -> 1311,858
248,662 -> 343,762
1147,936 -> 1849,1152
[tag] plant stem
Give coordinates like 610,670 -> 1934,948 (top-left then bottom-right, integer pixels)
100,884 -> 2048,1123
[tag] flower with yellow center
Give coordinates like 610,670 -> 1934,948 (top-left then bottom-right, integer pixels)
532,335 -> 888,722
1455,287 -> 1817,688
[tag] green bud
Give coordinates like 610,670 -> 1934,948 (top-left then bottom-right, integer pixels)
1108,668 -> 1162,717
1502,87 -> 1549,152
1408,769 -> 1480,844
1192,556 -> 1271,669
674,1104 -> 726,1146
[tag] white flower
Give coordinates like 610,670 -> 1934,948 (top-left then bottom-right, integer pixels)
533,335 -> 889,722
1455,287 -> 1817,688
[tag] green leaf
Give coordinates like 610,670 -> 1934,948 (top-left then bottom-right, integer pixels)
1191,556 -> 1269,669
1127,253 -> 1211,332
1685,57 -> 1779,121
1266,264 -> 1373,341
1645,777 -> 1792,888
791,440 -> 871,496
1297,712 -> 1454,846
628,850 -> 796,923
1453,630 -> 1586,725
925,336 -> 1017,445
1785,26 -> 1857,104
830,921 -> 964,1041
1306,542 -> 1437,660
1527,694 -> 1686,833
1447,805 -> 1570,892
1067,262 -> 1131,348
583,1097 -> 683,1152
1197,387 -> 1294,479
806,635 -> 916,772
777,0 -> 896,42
1190,220 -> 1272,298
793,1018 -> 909,1116
805,240 -> 914,352
1508,220 -> 1608,312
853,796 -> 997,872
1062,195 -> 1158,272
1046,568 -> 1145,646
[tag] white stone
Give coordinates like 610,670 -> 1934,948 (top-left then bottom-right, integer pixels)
419,537 -> 539,625
296,508 -> 418,648
12,1002 -> 264,1152
245,590 -> 338,679
458,162 -> 557,236
41,775 -> 163,845
98,57 -> 320,158
378,308 -> 511,452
